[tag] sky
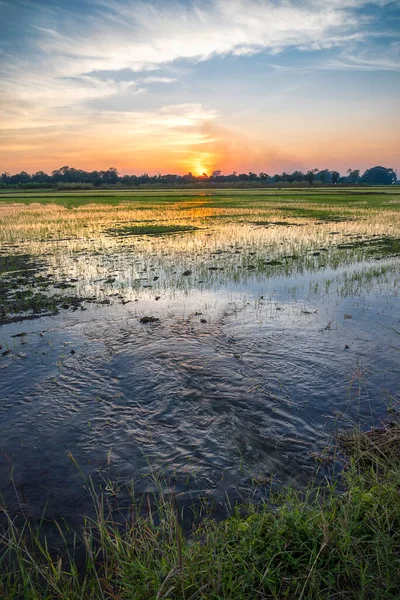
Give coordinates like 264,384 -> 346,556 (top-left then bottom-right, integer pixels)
0,0 -> 399,176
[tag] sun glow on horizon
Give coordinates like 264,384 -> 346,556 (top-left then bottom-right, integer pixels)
0,1 -> 399,175
184,152 -> 217,177
192,163 -> 208,177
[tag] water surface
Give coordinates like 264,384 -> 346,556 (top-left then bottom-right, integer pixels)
1,189 -> 399,522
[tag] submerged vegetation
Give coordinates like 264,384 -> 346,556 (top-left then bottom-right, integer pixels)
337,236 -> 400,258
0,254 -> 86,325
1,187 -> 399,318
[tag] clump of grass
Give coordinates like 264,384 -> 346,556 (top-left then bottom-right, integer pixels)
250,220 -> 301,227
277,207 -> 358,222
1,433 -> 400,599
0,253 -> 87,324
337,236 -> 400,258
106,224 -> 199,237
139,315 -> 159,324
339,420 -> 400,462
0,255 -> 38,274
0,293 -> 84,325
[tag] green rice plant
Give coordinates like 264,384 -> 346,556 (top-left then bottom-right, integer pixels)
106,224 -> 200,237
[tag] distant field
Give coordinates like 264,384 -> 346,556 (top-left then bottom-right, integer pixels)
0,185 -> 398,196
0,187 -> 399,211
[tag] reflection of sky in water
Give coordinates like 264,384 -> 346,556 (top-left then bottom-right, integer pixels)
0,200 -> 399,522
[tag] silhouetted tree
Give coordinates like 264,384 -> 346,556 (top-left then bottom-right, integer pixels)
1,164 -> 396,188
101,168 -> 119,184
361,166 -> 396,185
316,169 -> 332,184
305,168 -> 319,185
331,171 -> 340,185
348,169 -> 360,184
291,171 -> 305,183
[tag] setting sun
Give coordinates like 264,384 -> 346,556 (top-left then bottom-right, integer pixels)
193,163 -> 207,176
184,152 -> 217,177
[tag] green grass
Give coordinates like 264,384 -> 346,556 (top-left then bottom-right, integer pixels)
106,224 -> 200,236
0,254 -> 86,324
1,187 -> 399,210
1,429 -> 400,599
276,207 -> 358,221
337,236 -> 400,258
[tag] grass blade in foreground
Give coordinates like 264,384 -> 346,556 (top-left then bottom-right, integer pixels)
1,427 -> 400,599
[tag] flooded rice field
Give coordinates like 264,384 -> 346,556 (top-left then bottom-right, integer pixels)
0,188 -> 399,523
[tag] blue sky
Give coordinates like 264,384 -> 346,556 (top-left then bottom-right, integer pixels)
0,0 -> 399,175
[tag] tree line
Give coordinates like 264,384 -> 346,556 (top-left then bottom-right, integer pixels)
0,165 -> 397,187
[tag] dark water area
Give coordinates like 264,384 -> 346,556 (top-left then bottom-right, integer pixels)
0,194 -> 399,530
1,272 -> 399,527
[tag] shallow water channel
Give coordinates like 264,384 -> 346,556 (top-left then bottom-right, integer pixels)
0,194 -> 399,524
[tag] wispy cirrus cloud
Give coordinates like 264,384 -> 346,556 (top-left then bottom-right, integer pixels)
0,0 -> 399,174
332,40 -> 400,71
2,0 -> 395,117
33,0 -> 373,75
138,76 -> 178,84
